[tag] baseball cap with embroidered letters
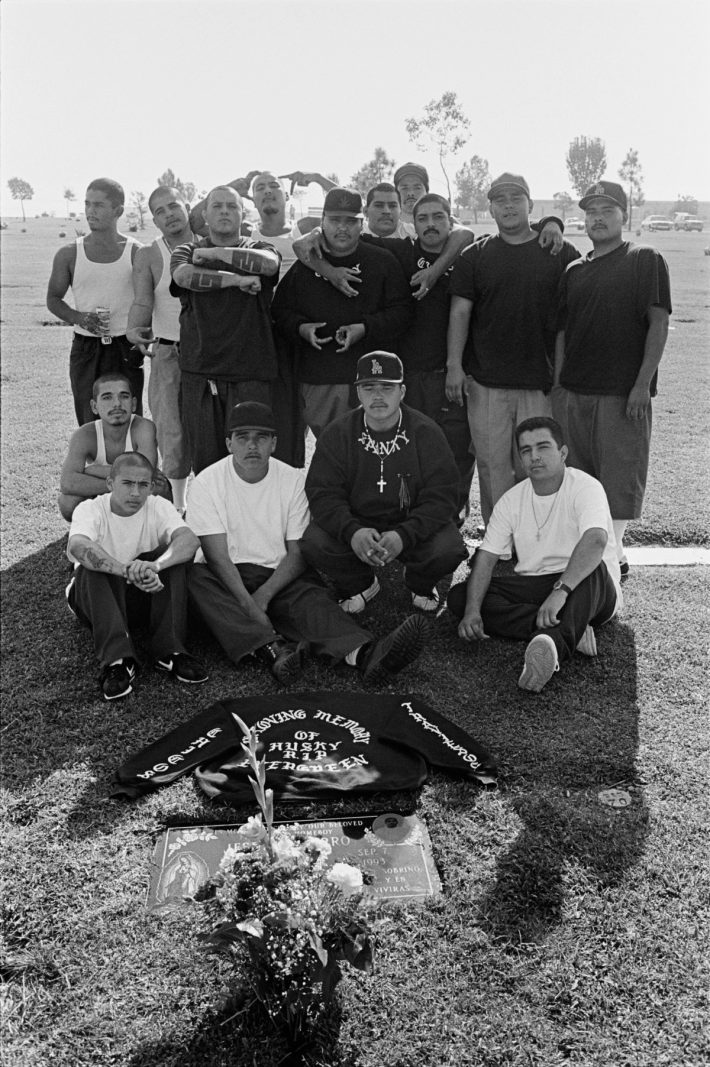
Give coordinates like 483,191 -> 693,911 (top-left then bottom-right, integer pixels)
355,351 -> 404,384
579,180 -> 628,211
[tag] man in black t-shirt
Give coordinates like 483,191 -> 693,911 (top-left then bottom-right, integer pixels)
169,186 -> 281,473
271,188 -> 413,438
447,172 -> 580,524
552,180 -> 671,572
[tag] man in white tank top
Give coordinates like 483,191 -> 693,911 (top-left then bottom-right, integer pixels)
46,178 -> 143,425
127,187 -> 192,511
58,373 -> 160,521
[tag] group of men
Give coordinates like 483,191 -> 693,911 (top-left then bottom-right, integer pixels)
48,164 -> 671,700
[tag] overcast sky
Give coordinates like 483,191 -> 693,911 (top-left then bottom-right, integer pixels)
2,0 -> 708,216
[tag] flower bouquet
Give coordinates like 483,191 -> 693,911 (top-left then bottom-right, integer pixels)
198,714 -> 375,1057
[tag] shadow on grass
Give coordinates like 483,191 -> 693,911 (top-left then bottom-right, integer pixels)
126,997 -> 354,1067
472,618 -> 648,945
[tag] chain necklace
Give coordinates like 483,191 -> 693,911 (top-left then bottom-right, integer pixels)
530,486 -> 561,541
358,412 -> 410,493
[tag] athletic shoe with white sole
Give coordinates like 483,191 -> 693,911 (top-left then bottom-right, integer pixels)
359,615 -> 427,682
411,588 -> 440,614
576,626 -> 598,657
518,634 -> 560,692
339,576 -> 381,615
100,659 -> 136,701
156,653 -> 209,684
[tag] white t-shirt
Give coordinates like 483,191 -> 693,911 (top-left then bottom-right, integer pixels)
362,220 -> 413,240
186,457 -> 310,569
68,495 -> 185,568
249,223 -> 301,275
481,467 -> 623,603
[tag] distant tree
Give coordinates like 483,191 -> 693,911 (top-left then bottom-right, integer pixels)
325,172 -> 340,186
63,188 -> 76,218
455,155 -> 491,222
405,91 -> 471,202
674,194 -> 698,215
131,191 -> 148,229
156,168 -> 198,205
618,148 -> 644,231
7,177 -> 34,221
350,147 -> 396,197
566,136 -> 607,197
553,191 -> 574,220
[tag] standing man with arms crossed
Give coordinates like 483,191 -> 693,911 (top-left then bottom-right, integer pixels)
446,172 -> 579,525
47,178 -> 144,424
169,186 -> 281,473
552,181 -> 671,576
126,186 -> 193,513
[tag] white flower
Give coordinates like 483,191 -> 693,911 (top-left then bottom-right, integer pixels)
326,863 -> 363,897
270,828 -> 302,862
303,836 -> 332,863
236,815 -> 268,844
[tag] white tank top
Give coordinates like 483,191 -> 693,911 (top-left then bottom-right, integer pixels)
89,415 -> 136,466
152,237 -> 181,342
249,224 -> 300,275
73,236 -> 137,337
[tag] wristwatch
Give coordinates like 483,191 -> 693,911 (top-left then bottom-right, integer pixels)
553,580 -> 572,595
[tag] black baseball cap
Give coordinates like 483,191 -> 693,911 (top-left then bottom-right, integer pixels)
226,402 -> 277,434
322,188 -> 364,218
579,180 -> 628,211
355,351 -> 404,384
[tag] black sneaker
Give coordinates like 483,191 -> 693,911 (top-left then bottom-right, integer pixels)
100,659 -> 136,701
360,615 -> 427,682
156,652 -> 208,684
620,561 -> 630,581
257,638 -> 304,685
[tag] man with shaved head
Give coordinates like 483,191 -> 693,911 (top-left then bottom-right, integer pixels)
67,451 -> 206,700
170,185 -> 281,472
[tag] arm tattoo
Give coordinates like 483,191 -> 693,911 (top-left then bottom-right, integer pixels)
185,269 -> 233,291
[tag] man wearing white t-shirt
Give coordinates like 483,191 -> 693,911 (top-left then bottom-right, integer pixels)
186,402 -> 426,685
67,451 -> 207,700
447,417 -> 621,692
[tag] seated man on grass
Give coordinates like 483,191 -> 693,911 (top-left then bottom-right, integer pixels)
301,352 -> 467,615
58,373 -> 169,521
447,417 -> 622,692
186,402 -> 426,685
67,451 -> 207,701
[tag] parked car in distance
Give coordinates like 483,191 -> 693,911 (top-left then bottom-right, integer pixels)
641,215 -> 674,231
673,214 -> 704,232
564,216 -> 586,231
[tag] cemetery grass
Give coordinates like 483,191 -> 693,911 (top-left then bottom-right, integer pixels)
1,220 -> 709,1065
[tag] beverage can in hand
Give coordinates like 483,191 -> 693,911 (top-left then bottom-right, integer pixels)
96,306 -> 112,345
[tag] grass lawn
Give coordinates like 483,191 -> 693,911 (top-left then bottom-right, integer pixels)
1,219 -> 709,1066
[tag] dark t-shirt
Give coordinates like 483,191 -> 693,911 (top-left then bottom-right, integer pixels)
375,236 -> 459,373
558,242 -> 672,396
271,240 -> 413,384
170,238 -> 280,381
449,234 -> 580,389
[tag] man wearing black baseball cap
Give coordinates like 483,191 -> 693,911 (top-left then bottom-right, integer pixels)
447,171 -> 579,526
272,188 -> 413,438
186,402 -> 426,683
302,352 -> 466,615
552,180 -> 672,575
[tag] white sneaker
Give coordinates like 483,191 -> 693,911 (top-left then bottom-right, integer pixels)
411,589 -> 440,614
339,577 -> 381,615
518,634 -> 560,692
576,625 -> 598,657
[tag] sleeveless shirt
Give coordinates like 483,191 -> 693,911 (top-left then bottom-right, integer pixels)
152,237 -> 181,342
73,236 -> 138,337
89,414 -> 137,466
